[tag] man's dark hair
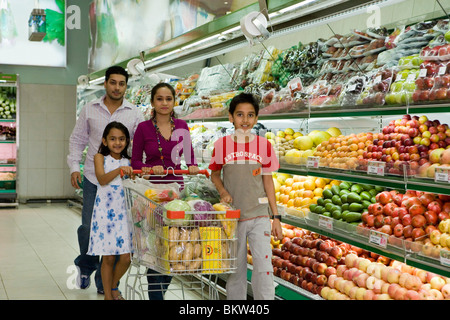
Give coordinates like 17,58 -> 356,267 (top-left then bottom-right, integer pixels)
229,93 -> 260,116
105,65 -> 129,83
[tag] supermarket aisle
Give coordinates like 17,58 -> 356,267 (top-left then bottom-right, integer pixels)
0,203 -> 201,300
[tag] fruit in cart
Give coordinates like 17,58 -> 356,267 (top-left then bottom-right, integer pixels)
144,188 -> 179,202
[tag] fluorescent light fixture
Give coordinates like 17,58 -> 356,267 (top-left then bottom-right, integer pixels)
221,25 -> 241,34
181,35 -> 218,51
279,0 -> 319,13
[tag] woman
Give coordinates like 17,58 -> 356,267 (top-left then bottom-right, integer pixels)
131,82 -> 198,300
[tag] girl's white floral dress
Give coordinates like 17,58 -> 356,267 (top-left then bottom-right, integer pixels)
87,155 -> 133,256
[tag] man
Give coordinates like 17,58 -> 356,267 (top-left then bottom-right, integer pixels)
67,66 -> 144,293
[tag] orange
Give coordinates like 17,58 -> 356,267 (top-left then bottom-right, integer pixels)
285,178 -> 294,187
284,186 -> 293,195
330,180 -> 340,186
295,189 -> 304,198
280,194 -> 289,204
300,198 -> 313,207
303,180 -> 315,191
294,197 -> 302,207
313,178 -> 324,188
313,187 -> 323,197
303,190 -> 314,198
292,182 -> 302,190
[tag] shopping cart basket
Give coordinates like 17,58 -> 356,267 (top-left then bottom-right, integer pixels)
122,169 -> 240,300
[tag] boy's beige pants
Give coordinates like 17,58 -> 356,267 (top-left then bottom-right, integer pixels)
226,217 -> 275,300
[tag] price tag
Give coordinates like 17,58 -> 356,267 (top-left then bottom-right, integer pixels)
369,230 -> 388,248
406,73 -> 416,82
435,166 -> 450,183
307,156 -> 320,168
318,215 -> 333,231
419,68 -> 427,78
439,66 -> 447,75
367,160 -> 385,176
440,250 -> 450,267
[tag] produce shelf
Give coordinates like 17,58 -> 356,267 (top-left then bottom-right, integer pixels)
281,214 -> 450,278
278,164 -> 450,196
183,103 -> 450,123
246,265 -> 320,300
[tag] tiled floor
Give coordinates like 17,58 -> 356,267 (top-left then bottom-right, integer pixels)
0,203 -> 204,300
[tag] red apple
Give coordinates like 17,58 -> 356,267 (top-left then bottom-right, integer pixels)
393,224 -> 404,237
411,227 -> 426,240
409,203 -> 426,217
403,225 -> 413,238
428,201 -> 442,214
424,210 -> 438,225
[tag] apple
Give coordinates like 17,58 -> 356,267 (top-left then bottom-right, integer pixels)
428,200 -> 443,214
411,214 -> 427,228
393,287 -> 408,300
387,283 -> 401,298
404,275 -> 422,291
355,273 -> 370,288
441,283 -> 450,299
430,276 -> 446,290
405,290 -> 421,300
429,288 -> 444,300
401,214 -> 412,226
363,289 -> 375,300
409,203 -> 426,217
355,287 -> 367,300
343,280 -> 356,296
386,267 -> 401,284
336,264 -> 348,277
344,253 -> 358,268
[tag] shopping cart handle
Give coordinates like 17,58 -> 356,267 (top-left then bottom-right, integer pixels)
121,168 -> 210,178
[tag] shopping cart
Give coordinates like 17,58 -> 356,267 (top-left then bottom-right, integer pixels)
121,169 -> 240,300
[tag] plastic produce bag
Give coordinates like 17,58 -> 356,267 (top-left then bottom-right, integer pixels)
187,200 -> 215,227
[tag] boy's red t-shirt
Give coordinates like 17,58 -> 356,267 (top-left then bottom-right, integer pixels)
208,134 -> 279,174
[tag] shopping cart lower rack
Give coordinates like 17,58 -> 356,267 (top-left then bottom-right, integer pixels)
122,170 -> 240,300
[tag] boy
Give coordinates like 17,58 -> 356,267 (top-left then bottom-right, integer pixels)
209,93 -> 283,300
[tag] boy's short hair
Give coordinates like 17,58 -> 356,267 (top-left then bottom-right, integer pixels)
229,93 -> 260,116
105,65 -> 129,83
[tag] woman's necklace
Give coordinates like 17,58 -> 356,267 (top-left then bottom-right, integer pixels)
152,118 -> 175,167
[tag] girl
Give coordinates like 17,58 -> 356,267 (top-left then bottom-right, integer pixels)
87,121 -> 134,300
131,82 -> 198,299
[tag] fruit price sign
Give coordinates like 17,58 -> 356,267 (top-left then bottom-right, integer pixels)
434,166 -> 450,183
440,250 -> 450,267
369,229 -> 388,248
307,156 -> 320,169
318,215 -> 333,231
367,161 -> 385,176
